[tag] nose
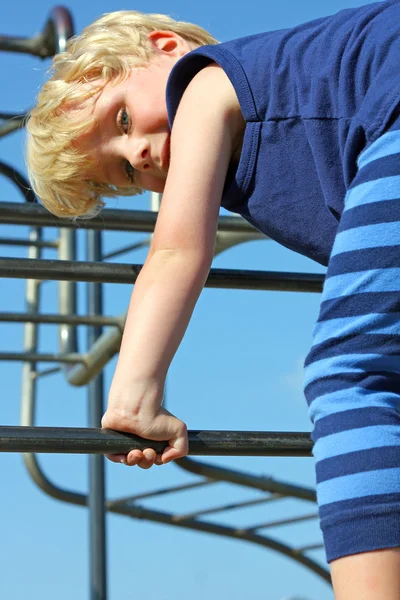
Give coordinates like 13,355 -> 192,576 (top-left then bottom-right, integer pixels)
126,139 -> 152,172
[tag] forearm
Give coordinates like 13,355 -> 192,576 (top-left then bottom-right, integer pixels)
112,248 -> 211,398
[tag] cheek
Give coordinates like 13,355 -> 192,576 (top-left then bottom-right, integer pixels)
139,94 -> 168,128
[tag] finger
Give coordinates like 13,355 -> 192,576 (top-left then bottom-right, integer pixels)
161,445 -> 187,464
137,448 -> 157,470
125,449 -> 144,467
105,453 -> 127,464
155,454 -> 163,466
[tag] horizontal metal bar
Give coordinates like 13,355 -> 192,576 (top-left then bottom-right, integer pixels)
0,33 -> 50,57
0,352 -> 84,364
0,257 -> 324,292
0,237 -> 57,248
0,427 -> 313,456
0,202 -> 261,234
0,312 -> 121,327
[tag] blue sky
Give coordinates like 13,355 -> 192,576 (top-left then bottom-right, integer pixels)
0,0 -> 377,599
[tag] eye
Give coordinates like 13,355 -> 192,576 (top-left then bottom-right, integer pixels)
118,108 -> 130,133
124,160 -> 135,185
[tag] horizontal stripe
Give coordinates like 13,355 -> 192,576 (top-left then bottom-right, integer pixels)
305,372 -> 400,405
304,353 -> 400,385
307,333 -> 400,366
331,222 -> 400,257
318,293 -> 400,324
352,153 -> 400,187
358,130 -> 400,169
312,312 -> 400,347
313,426 -> 400,463
339,201 -> 400,233
323,267 -> 400,301
328,245 -> 400,276
318,466 -> 400,506
313,406 -> 399,438
344,175 -> 400,211
317,291 -> 400,321
316,446 -> 400,483
319,492 -> 400,521
309,386 -> 400,421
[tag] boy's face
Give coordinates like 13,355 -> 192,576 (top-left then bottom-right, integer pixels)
78,33 -> 194,193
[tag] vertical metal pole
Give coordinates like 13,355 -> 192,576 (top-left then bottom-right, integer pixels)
87,230 -> 107,600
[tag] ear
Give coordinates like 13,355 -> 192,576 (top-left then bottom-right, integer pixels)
147,31 -> 191,57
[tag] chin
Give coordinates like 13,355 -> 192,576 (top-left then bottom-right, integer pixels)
149,181 -> 166,194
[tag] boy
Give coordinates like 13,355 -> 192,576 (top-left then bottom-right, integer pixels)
27,1 -> 400,597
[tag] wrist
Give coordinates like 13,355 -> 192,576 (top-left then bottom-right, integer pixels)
108,374 -> 165,415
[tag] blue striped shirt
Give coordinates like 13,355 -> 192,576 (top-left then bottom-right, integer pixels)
305,121 -> 400,562
167,1 -> 400,562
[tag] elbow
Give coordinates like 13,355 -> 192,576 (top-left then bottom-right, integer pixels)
149,245 -> 213,274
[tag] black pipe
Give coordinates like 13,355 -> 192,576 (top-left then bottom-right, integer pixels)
0,201 -> 262,234
0,257 -> 324,292
0,427 -> 313,456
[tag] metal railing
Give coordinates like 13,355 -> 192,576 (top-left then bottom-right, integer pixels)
0,7 -> 330,599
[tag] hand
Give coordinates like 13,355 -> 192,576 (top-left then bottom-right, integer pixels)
101,404 -> 188,469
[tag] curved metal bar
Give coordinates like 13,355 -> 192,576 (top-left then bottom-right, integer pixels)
49,6 -> 74,54
111,502 -> 331,584
20,227 -> 87,509
0,8 -> 74,138
0,6 -> 73,57
176,457 -> 316,502
0,162 -> 36,202
0,115 -> 26,139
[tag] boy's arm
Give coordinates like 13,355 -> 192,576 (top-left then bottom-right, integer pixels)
102,64 -> 244,467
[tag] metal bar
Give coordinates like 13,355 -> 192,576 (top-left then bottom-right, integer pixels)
248,512 -> 318,532
0,34 -> 46,56
0,166 -> 37,203
177,457 -> 317,502
103,239 -> 150,260
0,117 -> 26,139
0,352 -> 84,364
0,312 -> 121,327
66,325 -> 123,387
0,427 -> 313,456
296,543 -> 325,553
0,6 -> 73,58
87,230 -> 107,600
0,202 -> 263,234
34,367 -> 61,378
173,494 -> 281,522
113,502 -> 331,584
58,227 -> 79,374
109,480 -> 213,507
0,238 -> 57,248
0,257 -> 324,292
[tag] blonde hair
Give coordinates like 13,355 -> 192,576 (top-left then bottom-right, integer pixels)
26,11 -> 217,218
